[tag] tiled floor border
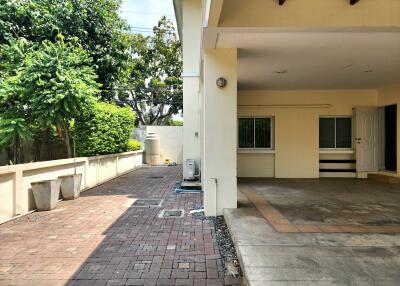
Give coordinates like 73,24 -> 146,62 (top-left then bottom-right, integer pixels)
239,184 -> 400,234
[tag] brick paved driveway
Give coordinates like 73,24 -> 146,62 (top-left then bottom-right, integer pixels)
0,166 -> 241,286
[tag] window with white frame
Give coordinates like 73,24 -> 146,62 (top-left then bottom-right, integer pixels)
238,117 -> 273,149
319,117 -> 352,149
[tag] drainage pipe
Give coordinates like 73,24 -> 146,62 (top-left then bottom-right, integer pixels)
211,177 -> 218,216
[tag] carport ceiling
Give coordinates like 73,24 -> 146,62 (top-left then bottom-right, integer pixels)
216,31 -> 400,90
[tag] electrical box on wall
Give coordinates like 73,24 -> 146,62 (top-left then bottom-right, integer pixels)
185,159 -> 196,181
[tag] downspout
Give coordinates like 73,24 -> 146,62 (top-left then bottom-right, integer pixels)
211,177 -> 218,215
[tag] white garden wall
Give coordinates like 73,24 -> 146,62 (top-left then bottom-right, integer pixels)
135,126 -> 183,164
0,151 -> 143,224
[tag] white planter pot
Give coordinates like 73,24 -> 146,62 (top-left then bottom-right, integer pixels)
31,179 -> 61,211
59,174 -> 82,200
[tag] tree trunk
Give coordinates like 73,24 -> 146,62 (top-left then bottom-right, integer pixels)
13,136 -> 17,165
39,128 -> 50,161
64,126 -> 73,158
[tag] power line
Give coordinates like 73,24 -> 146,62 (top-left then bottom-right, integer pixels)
129,27 -> 179,35
129,26 -> 177,31
120,10 -> 174,17
130,27 -> 154,31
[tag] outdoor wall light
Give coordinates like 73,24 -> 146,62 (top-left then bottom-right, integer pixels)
216,77 -> 227,88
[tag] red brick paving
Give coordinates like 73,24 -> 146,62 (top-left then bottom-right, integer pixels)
0,166 -> 241,286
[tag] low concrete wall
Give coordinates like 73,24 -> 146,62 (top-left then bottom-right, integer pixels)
0,151 -> 143,224
135,126 -> 183,164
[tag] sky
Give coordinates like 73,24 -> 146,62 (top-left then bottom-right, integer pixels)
119,0 -> 177,35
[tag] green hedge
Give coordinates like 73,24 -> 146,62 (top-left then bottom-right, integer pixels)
126,139 -> 141,151
75,102 -> 135,156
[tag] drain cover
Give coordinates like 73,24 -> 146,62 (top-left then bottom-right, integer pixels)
132,199 -> 163,207
159,209 -> 184,218
147,176 -> 164,179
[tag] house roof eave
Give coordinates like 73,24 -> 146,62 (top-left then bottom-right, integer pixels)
173,0 -> 183,41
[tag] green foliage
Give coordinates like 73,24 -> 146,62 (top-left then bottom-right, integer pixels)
0,0 -> 137,163
0,36 -> 101,157
0,117 -> 34,164
167,119 -> 183,126
118,17 -> 182,125
23,37 -> 99,126
75,102 -> 135,156
0,0 -> 131,99
0,118 -> 33,147
126,139 -> 141,151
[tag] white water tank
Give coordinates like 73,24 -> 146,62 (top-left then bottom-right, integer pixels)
145,132 -> 161,165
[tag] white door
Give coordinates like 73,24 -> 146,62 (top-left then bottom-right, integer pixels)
355,107 -> 379,172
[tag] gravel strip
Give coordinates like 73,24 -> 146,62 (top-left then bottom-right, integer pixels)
190,206 -> 242,278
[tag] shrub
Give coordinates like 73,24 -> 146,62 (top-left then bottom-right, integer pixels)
75,102 -> 135,156
167,119 -> 183,126
126,139 -> 141,151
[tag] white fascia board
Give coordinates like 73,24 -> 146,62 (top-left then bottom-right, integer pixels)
204,0 -> 212,27
173,0 -> 183,41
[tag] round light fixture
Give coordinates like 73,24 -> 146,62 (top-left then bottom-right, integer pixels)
275,69 -> 288,74
216,77 -> 227,88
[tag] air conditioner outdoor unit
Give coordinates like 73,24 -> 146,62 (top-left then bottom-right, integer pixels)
185,159 -> 196,181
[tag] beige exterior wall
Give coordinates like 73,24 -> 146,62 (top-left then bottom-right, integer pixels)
0,151 -> 143,224
203,48 -> 237,216
237,153 -> 274,178
182,0 -> 203,177
219,0 -> 400,27
238,90 -> 378,178
378,84 -> 400,177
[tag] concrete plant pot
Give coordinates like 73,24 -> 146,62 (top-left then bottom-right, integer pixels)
59,174 -> 82,200
31,179 -> 61,211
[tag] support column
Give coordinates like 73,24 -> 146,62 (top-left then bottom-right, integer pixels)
202,48 -> 237,216
182,0 -> 202,178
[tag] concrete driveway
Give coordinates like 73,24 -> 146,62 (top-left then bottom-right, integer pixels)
224,179 -> 400,285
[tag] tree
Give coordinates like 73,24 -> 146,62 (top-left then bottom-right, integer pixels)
0,0 -> 131,100
119,17 -> 183,126
0,38 -> 33,163
0,36 -> 100,158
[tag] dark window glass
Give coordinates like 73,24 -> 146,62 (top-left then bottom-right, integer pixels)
238,118 -> 254,148
255,118 -> 271,148
319,118 -> 335,148
336,118 -> 352,148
